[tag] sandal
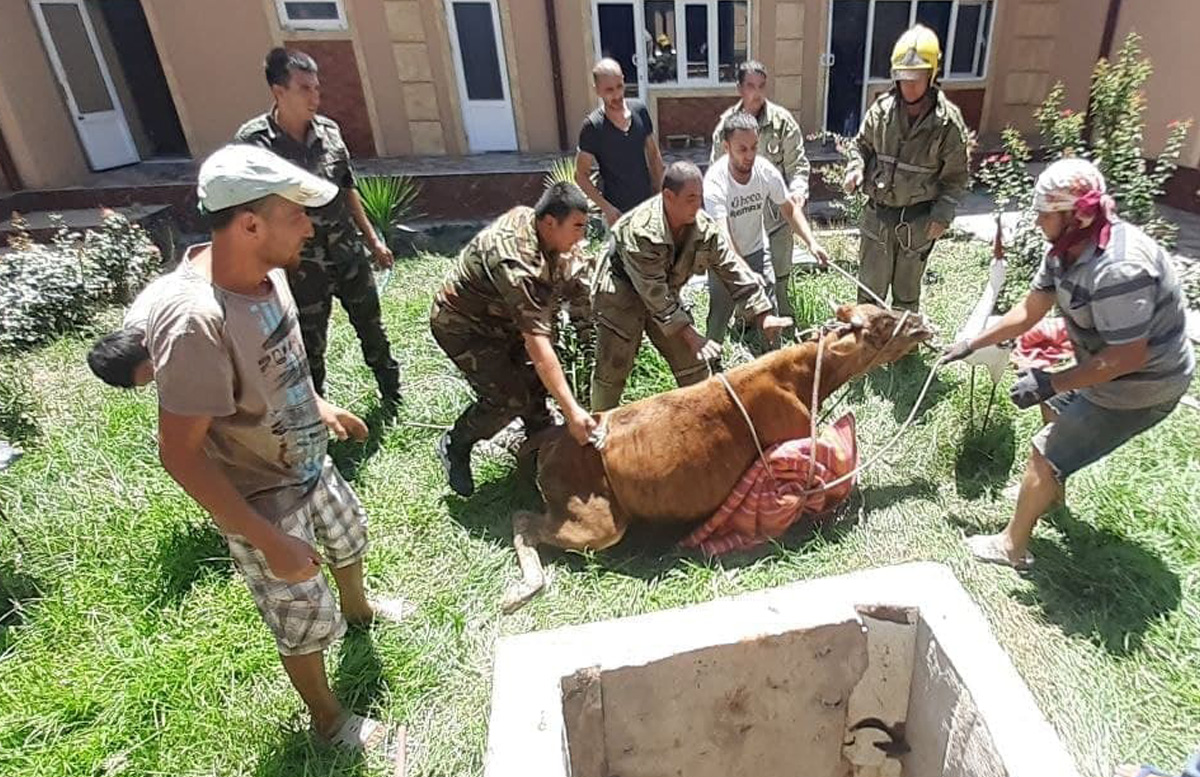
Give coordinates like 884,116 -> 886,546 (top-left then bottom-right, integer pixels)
321,714 -> 407,775
1113,766 -> 1170,777
966,534 -> 1033,571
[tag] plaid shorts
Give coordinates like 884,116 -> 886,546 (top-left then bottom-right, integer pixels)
226,457 -> 369,656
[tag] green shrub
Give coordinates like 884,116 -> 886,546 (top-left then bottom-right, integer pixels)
808,130 -> 867,226
0,360 -> 38,443
978,33 -> 1194,311
0,211 -> 160,352
355,174 -> 422,251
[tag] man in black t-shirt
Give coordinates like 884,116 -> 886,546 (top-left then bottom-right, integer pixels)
574,58 -> 665,226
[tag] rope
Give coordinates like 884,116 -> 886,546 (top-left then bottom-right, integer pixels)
797,358 -> 942,497
804,330 -> 826,493
716,373 -> 775,482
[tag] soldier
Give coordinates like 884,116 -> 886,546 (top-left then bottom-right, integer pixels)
711,61 -> 812,323
575,58 -> 665,226
590,161 -> 793,411
236,47 -> 401,403
843,25 -> 971,312
431,182 -> 596,498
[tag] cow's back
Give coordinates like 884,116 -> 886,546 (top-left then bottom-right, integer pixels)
602,380 -> 762,522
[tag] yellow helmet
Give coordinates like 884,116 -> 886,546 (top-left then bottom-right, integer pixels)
890,24 -> 941,83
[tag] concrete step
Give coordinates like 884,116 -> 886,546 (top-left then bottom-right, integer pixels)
1,204 -> 178,262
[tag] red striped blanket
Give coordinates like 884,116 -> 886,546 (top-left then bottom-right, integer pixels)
680,413 -> 859,555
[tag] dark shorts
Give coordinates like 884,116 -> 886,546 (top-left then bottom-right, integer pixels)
1032,390 -> 1179,483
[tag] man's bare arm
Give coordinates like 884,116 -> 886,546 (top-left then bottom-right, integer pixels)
575,151 -> 620,226
157,409 -> 321,581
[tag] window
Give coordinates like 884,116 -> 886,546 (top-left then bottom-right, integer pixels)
275,0 -> 347,31
866,0 -> 995,83
610,1 -> 748,88
717,1 -> 748,82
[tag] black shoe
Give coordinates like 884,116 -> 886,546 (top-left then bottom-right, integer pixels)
436,431 -> 475,497
377,373 -> 403,406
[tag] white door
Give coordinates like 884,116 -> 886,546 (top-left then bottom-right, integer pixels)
591,0 -> 649,102
445,0 -> 518,152
30,0 -> 139,170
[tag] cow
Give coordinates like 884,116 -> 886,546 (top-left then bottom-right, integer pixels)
502,303 -> 936,612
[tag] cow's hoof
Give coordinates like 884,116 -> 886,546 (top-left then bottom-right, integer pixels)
500,582 -> 545,614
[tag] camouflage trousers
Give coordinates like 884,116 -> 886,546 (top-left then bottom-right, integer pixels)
590,273 -> 708,412
287,236 -> 399,396
429,302 -> 551,447
857,201 -> 938,312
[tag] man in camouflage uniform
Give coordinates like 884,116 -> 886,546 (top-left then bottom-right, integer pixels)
844,25 -> 971,312
236,47 -> 401,402
711,60 -> 811,322
591,161 -> 792,411
431,182 -> 595,497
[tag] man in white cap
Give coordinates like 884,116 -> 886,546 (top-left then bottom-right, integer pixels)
146,144 -> 408,766
943,158 -> 1195,569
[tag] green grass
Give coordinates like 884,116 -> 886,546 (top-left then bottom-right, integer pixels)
1,233 -> 1198,775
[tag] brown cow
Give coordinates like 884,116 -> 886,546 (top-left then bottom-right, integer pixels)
501,304 -> 935,612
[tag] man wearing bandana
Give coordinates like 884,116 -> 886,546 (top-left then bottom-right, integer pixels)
844,24 -> 971,312
942,158 -> 1195,569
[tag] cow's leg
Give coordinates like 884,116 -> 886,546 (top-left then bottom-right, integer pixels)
501,511 -> 548,614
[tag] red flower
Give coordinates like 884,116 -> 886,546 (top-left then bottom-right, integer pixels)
999,154 -> 1012,163
1061,109 -> 1074,117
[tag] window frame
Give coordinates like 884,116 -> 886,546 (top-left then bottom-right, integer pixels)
862,0 -> 995,89
274,0 -> 348,32
642,0 -> 752,90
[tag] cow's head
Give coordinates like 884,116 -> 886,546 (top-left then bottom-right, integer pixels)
831,303 -> 936,366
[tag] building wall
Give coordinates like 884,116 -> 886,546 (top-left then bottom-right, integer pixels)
982,0 -> 1105,136
1115,0 -> 1200,168
140,0 -> 275,157
0,2 -> 90,188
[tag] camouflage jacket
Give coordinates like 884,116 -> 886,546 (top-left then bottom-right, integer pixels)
434,207 -> 592,339
711,99 -> 810,204
845,88 -> 971,226
234,112 -> 357,237
609,195 -> 772,337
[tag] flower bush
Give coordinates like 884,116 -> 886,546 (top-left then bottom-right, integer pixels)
978,33 -> 1195,311
808,130 -> 868,226
0,210 -> 161,352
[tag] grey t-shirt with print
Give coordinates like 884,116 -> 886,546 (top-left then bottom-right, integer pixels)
145,245 -> 327,519
1031,220 -> 1195,409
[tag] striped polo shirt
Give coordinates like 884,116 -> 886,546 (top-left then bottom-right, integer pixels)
1031,220 -> 1195,409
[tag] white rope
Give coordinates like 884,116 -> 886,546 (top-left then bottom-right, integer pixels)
716,373 -> 775,480
798,359 -> 942,497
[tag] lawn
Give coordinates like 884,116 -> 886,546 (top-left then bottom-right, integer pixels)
0,231 -> 1197,776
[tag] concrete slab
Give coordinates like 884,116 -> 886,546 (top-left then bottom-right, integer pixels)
485,562 -> 1080,777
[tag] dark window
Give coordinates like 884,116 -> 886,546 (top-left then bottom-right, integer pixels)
453,3 -> 504,101
717,1 -> 748,82
685,4 -> 709,79
283,2 -> 340,21
598,3 -> 640,96
645,1 -> 677,83
976,0 -> 993,77
950,3 -> 981,75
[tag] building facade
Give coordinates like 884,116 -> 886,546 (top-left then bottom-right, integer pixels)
0,0 -> 1196,211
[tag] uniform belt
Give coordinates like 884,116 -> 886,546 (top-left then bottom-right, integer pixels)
867,200 -> 935,218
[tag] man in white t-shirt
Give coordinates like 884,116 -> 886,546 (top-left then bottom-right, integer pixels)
704,111 -> 829,344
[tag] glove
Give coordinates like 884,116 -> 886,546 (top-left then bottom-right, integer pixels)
1010,368 -> 1056,409
940,340 -> 974,365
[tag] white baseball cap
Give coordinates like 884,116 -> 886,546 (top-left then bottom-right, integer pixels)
197,144 -> 338,212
